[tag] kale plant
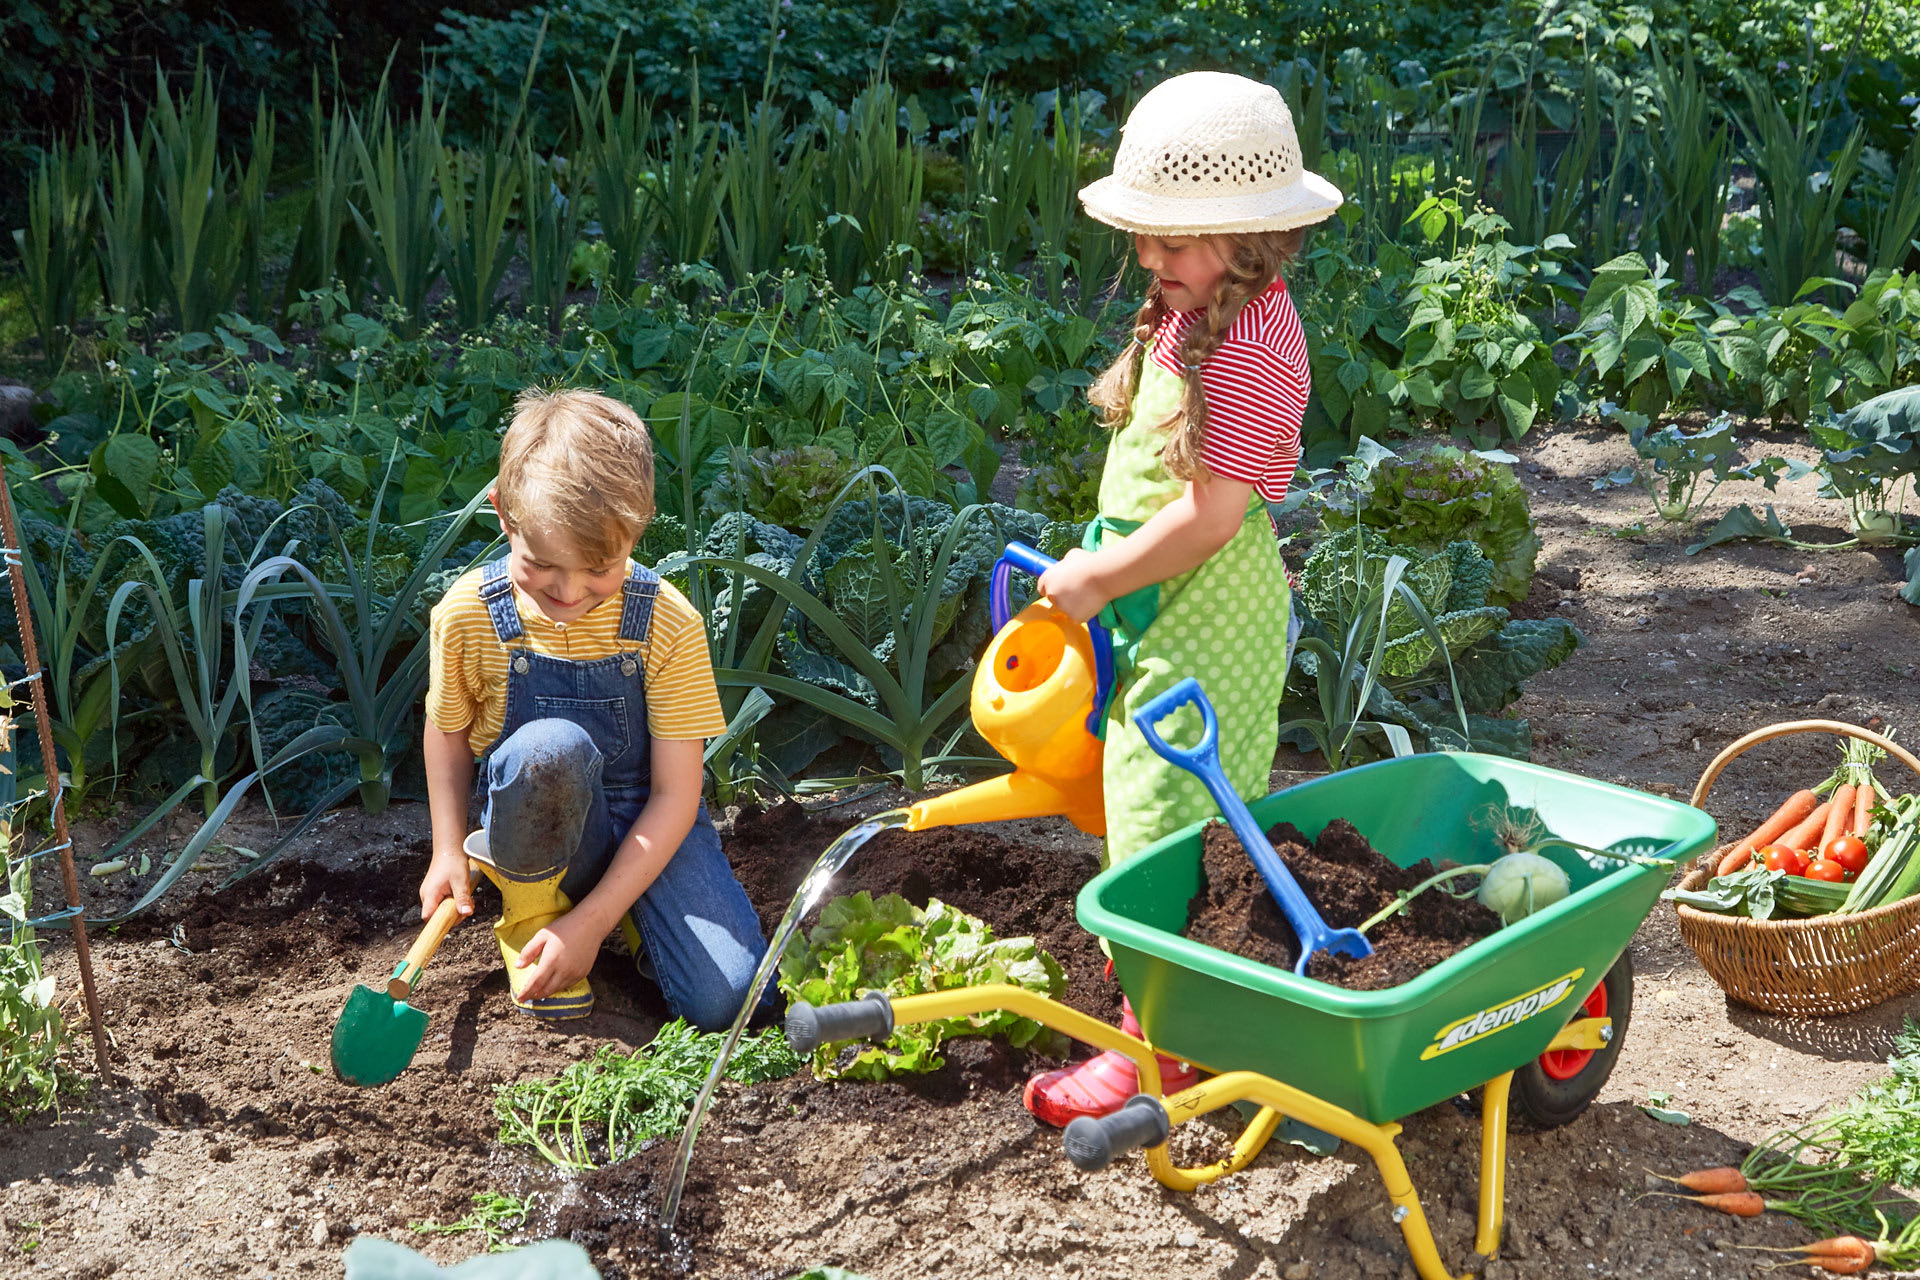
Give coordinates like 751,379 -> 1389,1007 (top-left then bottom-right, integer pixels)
1284,525 -> 1583,763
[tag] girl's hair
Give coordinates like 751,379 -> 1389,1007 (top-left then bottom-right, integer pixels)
1088,227 -> 1306,481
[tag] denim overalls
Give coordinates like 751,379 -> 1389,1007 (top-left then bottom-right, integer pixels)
474,557 -> 776,1029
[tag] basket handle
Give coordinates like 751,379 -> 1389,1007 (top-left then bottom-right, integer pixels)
1690,719 -> 1920,810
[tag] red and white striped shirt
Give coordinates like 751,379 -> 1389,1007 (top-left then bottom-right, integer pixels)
1148,277 -> 1308,503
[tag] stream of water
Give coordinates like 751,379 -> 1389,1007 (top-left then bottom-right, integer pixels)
656,807 -> 913,1233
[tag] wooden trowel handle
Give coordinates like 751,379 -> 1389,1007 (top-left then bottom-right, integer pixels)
388,870 -> 473,1000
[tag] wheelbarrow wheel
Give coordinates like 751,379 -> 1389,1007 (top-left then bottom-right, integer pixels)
1510,953 -> 1632,1130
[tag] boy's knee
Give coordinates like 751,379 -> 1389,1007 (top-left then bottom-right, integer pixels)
495,718 -> 600,777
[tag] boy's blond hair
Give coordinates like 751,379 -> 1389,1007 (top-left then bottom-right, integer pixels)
495,388 -> 655,564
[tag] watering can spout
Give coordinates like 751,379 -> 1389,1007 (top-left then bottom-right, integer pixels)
906,769 -> 1106,835
911,544 -> 1112,835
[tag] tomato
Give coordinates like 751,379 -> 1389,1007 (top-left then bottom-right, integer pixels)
1805,858 -> 1848,883
1824,835 -> 1871,876
1761,844 -> 1809,876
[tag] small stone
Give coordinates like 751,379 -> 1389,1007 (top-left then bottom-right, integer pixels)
208,1143 -> 233,1162
1176,1232 -> 1198,1248
1284,1263 -> 1311,1280
309,1217 -> 329,1247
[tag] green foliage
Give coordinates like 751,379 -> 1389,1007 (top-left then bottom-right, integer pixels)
1395,196 -> 1567,447
1570,253 -> 1728,418
1737,70 -> 1865,307
1319,442 -> 1541,606
776,892 -> 1065,1080
691,489 -> 1049,786
1645,44 -> 1731,292
1711,269 -> 1920,422
1284,525 -> 1581,765
12,135 -> 98,367
494,1018 -> 800,1169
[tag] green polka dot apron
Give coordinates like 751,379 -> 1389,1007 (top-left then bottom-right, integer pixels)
1089,357 -> 1293,866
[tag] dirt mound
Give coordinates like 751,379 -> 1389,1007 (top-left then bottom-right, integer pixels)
1185,818 -> 1500,988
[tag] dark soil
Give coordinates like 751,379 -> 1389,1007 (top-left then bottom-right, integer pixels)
1184,818 -> 1502,990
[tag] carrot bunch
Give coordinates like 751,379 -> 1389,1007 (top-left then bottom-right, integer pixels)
1717,739 -> 1888,878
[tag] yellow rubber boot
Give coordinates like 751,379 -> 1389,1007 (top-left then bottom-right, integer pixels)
472,860 -> 596,1020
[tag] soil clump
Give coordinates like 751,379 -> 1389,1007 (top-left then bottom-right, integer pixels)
1184,818 -> 1501,989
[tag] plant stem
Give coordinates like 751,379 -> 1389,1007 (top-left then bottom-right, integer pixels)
1358,864 -> 1489,935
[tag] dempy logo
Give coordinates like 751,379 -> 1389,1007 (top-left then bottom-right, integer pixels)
1419,969 -> 1585,1060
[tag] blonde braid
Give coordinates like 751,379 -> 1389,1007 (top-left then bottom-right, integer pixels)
1156,227 -> 1306,482
1088,281 -> 1169,430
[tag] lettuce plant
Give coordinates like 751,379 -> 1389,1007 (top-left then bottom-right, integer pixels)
1319,443 -> 1540,606
777,892 -> 1065,1080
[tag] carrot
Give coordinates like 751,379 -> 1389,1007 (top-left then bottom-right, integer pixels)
1721,790 -> 1821,874
1737,1236 -> 1879,1274
1642,1190 -> 1768,1215
1795,1237 -> 1878,1274
1854,782 -> 1875,839
1675,1167 -> 1749,1195
1821,784 -> 1855,851
1695,1190 -> 1767,1216
1780,799 -> 1836,854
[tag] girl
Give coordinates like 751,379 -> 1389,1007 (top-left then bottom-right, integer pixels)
1024,71 -> 1343,1126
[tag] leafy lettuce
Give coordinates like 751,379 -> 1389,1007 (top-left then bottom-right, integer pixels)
777,892 -> 1067,1080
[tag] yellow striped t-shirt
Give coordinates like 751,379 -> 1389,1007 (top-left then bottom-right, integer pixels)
426,565 -> 726,757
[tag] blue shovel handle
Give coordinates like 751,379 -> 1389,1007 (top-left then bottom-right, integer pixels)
990,542 -> 1116,735
1134,678 -> 1373,976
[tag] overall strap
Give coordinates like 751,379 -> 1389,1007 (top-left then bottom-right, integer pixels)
477,557 -> 525,643
617,562 -> 662,643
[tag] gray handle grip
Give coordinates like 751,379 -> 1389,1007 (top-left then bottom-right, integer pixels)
784,990 -> 895,1054
1062,1094 -> 1170,1172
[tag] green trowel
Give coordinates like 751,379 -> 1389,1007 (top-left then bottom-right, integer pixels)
330,866 -> 474,1087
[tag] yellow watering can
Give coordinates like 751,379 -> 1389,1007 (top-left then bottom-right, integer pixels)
906,543 -> 1114,836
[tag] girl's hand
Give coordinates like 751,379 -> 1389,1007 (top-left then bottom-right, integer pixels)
1037,548 -> 1109,623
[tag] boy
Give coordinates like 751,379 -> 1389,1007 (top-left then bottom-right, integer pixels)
417,387 -> 775,1029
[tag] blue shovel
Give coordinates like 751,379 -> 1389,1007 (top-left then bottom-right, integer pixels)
1134,677 -> 1372,976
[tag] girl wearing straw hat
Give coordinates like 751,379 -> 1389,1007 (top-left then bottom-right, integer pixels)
1024,70 -> 1343,1126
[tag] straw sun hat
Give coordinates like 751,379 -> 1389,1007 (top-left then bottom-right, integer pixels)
1079,71 -> 1343,236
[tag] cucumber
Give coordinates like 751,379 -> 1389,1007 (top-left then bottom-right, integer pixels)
1776,875 -> 1852,918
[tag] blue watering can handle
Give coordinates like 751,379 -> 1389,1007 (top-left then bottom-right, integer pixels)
990,542 -> 1115,735
1133,678 -> 1372,976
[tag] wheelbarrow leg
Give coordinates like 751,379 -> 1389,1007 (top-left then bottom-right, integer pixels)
1477,1071 -> 1513,1258
1147,1072 -> 1470,1280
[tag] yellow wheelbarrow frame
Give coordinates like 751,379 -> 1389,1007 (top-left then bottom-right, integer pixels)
865,985 -> 1611,1280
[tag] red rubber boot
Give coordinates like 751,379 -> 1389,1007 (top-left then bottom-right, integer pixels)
1022,999 -> 1197,1128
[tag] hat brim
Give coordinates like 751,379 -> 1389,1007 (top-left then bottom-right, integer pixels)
1079,170 -> 1345,236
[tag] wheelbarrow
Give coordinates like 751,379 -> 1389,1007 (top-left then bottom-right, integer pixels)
785,750 -> 1717,1279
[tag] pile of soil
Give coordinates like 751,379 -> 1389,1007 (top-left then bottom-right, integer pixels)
1184,818 -> 1501,989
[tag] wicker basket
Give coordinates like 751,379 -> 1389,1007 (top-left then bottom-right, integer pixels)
1675,719 -> 1920,1017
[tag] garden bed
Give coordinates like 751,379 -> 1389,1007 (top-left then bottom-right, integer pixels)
10,415 -> 1920,1279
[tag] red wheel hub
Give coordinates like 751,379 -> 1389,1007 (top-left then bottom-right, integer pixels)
1538,981 -> 1607,1081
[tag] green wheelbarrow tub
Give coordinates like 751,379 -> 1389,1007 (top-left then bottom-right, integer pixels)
1079,752 -> 1718,1125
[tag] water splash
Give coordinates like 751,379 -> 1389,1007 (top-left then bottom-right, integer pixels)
656,807 -> 913,1232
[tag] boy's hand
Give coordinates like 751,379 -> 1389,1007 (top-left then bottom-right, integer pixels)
1037,548 -> 1108,624
419,851 -> 475,921
514,911 -> 599,1000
